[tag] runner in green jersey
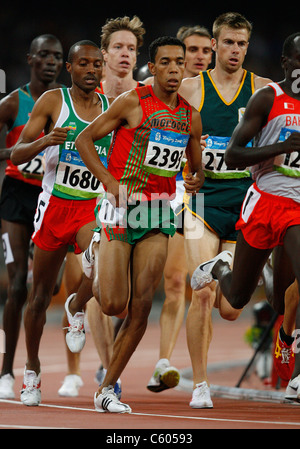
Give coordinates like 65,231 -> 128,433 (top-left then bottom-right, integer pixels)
178,12 -> 272,408
11,41 -> 113,407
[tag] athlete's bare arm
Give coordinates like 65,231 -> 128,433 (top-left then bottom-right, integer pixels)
179,75 -> 202,110
226,85 -> 300,168
11,89 -> 67,165
0,90 -> 19,160
75,89 -> 142,203
253,74 -> 273,91
184,107 -> 205,193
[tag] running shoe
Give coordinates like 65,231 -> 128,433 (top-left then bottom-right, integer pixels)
0,373 -> 15,399
273,329 -> 295,382
285,374 -> 300,402
58,374 -> 83,397
64,293 -> 86,353
191,250 -> 233,291
189,381 -> 213,409
94,386 -> 131,413
95,366 -> 122,400
147,358 -> 180,393
20,369 -> 41,406
82,232 -> 100,279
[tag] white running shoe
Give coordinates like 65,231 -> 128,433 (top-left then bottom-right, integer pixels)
64,294 -> 86,353
20,369 -> 41,406
0,374 -> 15,399
189,381 -> 213,409
191,250 -> 233,291
94,386 -> 131,413
147,358 -> 180,393
82,232 -> 100,279
58,374 -> 83,397
285,375 -> 300,402
95,367 -> 122,400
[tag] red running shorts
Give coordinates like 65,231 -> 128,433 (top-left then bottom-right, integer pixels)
32,191 -> 97,253
236,183 -> 300,249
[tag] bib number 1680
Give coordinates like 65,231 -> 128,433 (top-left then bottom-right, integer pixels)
61,165 -> 100,191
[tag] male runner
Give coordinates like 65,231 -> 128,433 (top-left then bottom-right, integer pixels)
191,31 -> 300,401
11,41 -> 113,406
96,15 -> 145,96
81,16 -> 146,389
176,25 -> 212,77
67,36 -> 204,413
0,34 -> 63,399
178,12 -> 271,408
147,25 -> 212,393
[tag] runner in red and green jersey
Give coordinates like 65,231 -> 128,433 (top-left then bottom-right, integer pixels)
69,36 -> 204,414
107,84 -> 192,202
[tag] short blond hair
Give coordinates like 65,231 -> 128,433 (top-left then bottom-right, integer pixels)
101,16 -> 145,52
212,12 -> 252,41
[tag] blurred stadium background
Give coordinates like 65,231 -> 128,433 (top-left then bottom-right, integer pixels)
0,1 -> 298,305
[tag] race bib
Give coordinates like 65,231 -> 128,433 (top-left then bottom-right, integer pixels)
202,136 -> 250,179
54,149 -> 102,198
18,152 -> 44,181
143,128 -> 189,177
274,127 -> 300,177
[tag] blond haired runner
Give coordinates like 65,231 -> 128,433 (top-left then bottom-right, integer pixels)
178,12 -> 271,408
84,16 -> 146,390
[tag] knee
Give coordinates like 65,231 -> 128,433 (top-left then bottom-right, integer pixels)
192,286 -> 214,312
8,273 -> 28,306
164,270 -> 186,300
219,306 -> 241,321
28,290 -> 52,315
228,293 -> 249,311
101,296 -> 128,317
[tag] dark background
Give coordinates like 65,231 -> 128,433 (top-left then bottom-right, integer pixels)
1,1 -> 299,92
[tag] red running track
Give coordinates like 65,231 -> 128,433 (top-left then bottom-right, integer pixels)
0,303 -> 300,433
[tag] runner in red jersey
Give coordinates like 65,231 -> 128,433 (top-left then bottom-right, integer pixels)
190,33 -> 300,401
66,36 -> 204,413
106,84 -> 192,202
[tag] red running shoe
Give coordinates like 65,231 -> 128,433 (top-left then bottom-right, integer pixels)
273,329 -> 295,382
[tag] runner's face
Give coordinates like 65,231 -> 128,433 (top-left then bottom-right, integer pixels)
213,26 -> 249,73
184,35 -> 212,76
283,36 -> 300,81
103,30 -> 137,75
67,46 -> 103,92
150,45 -> 185,92
29,38 -> 63,83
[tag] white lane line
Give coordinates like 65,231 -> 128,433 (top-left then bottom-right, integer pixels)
0,424 -> 72,429
1,399 -> 300,427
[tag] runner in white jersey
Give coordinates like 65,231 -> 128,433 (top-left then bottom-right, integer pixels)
11,41 -> 113,406
190,32 -> 300,400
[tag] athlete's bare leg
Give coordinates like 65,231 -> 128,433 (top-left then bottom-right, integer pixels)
62,252 -> 83,376
24,245 -> 68,375
184,210 -> 240,387
282,280 -> 299,336
159,232 -> 187,360
0,220 -> 32,377
86,298 -> 114,368
97,231 -> 169,391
